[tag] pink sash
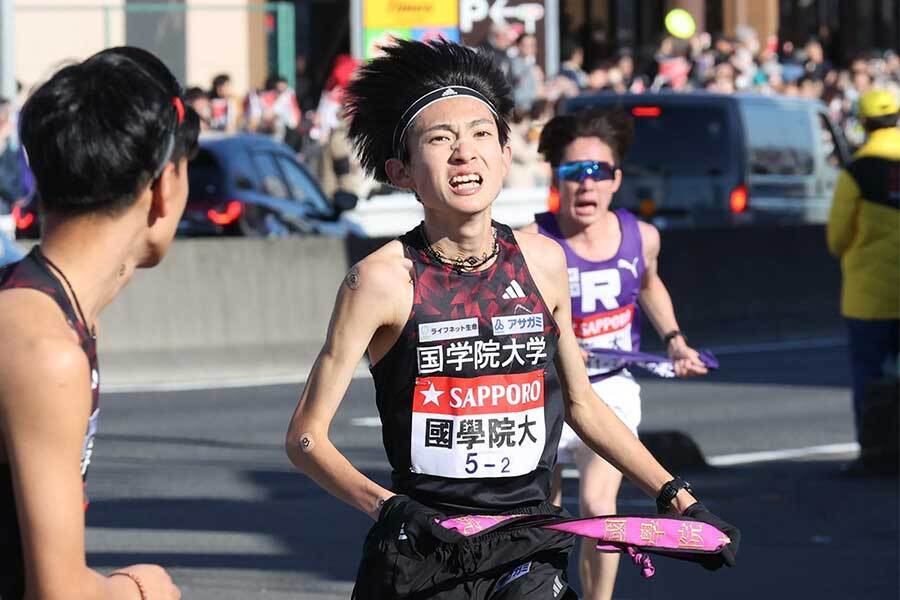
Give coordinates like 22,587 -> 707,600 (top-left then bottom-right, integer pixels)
438,513 -> 731,578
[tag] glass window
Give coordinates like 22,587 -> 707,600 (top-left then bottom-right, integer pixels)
276,156 -> 331,214
622,106 -> 733,175
740,104 -> 815,175
187,150 -> 225,203
252,153 -> 290,199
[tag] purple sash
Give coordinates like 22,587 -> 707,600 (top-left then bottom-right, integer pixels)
438,513 -> 731,578
587,348 -> 719,378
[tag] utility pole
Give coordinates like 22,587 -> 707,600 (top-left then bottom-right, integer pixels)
350,0 -> 363,60
544,0 -> 559,77
0,0 -> 13,237
0,0 -> 13,102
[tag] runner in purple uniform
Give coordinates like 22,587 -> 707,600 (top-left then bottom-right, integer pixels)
521,108 -> 708,600
285,40 -> 737,599
0,48 -> 198,600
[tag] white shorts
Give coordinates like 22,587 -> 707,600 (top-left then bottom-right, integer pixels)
557,371 -> 642,465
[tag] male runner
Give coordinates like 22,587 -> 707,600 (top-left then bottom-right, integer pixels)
0,47 -> 198,599
285,40 -> 738,599
522,108 -> 708,600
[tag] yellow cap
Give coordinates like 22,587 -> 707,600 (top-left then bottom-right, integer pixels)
859,90 -> 899,118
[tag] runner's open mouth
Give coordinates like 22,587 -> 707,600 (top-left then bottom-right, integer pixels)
449,174 -> 484,190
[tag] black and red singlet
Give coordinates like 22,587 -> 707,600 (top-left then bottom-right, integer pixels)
372,222 -> 563,513
0,248 -> 100,598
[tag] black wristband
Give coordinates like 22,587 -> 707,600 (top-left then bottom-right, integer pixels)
656,476 -> 693,514
377,494 -> 405,520
663,330 -> 685,346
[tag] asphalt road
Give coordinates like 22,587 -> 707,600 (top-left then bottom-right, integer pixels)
84,344 -> 899,599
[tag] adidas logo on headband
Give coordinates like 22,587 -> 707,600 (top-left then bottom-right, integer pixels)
392,85 -> 499,158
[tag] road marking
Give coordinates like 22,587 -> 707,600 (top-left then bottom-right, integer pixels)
85,527 -> 292,553
104,365 -> 372,394
351,410 -> 861,471
705,442 -> 860,466
105,373 -> 308,393
557,442 -> 860,476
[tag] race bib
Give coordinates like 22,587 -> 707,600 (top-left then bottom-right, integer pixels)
572,305 -> 635,374
410,371 -> 545,479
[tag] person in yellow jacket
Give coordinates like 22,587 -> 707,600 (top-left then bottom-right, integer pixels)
827,89 -> 899,471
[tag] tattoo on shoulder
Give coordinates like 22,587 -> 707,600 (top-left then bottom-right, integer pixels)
346,266 -> 360,290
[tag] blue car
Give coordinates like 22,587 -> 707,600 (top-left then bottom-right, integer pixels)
0,232 -> 24,268
181,134 -> 364,237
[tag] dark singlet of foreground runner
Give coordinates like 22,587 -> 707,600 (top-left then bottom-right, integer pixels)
0,248 -> 100,597
359,221 -> 576,598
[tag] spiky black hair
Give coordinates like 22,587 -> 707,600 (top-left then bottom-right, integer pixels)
344,38 -> 514,184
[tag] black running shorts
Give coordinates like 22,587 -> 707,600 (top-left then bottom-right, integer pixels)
352,499 -> 578,599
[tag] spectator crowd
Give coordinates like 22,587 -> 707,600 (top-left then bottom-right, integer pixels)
480,23 -> 900,187
1,24 -> 899,219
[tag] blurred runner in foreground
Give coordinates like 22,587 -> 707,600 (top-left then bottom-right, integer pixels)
0,47 -> 199,599
285,39 -> 739,599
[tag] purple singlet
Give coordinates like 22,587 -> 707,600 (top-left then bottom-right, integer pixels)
536,209 -> 645,380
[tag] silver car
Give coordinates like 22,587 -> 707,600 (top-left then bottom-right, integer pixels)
563,92 -> 850,228
0,232 -> 24,268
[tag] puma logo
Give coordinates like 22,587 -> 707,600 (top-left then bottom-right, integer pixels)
617,257 -> 639,278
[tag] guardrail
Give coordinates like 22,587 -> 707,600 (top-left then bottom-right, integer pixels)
344,187 -> 551,237
639,224 -> 841,346
97,224 -> 841,385
101,236 -> 346,353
